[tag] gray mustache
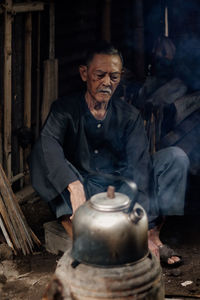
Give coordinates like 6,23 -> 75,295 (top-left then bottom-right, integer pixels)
98,88 -> 112,94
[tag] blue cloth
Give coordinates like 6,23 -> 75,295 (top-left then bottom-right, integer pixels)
49,146 -> 189,229
29,93 -> 151,214
29,93 -> 189,228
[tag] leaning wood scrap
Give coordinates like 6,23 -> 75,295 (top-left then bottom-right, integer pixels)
0,164 -> 41,255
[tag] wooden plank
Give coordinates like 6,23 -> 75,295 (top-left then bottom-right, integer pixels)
13,2 -> 44,13
174,91 -> 200,126
160,109 -> 200,149
41,59 -> 58,124
19,148 -> 24,188
0,2 -> 44,14
15,184 -> 36,204
3,0 -> 12,180
165,296 -> 200,299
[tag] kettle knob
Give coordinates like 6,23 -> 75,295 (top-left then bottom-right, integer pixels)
107,186 -> 115,199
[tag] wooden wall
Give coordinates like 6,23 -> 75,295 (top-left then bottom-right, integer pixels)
0,14 -> 4,166
55,0 -> 146,96
1,0 -> 200,189
55,0 -> 102,97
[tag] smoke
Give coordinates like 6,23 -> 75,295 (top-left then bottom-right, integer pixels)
174,37 -> 200,91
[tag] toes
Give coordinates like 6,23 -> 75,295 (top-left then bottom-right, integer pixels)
167,256 -> 180,265
167,258 -> 175,264
171,256 -> 180,262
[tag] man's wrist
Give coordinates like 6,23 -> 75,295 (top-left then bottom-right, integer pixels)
67,180 -> 82,192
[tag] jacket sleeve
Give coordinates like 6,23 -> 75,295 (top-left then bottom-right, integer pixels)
29,100 -> 80,202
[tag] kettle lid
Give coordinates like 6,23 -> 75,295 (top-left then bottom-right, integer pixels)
90,192 -> 130,212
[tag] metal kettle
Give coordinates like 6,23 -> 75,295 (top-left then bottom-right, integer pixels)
71,184 -> 148,266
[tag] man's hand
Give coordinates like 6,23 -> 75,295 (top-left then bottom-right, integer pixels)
67,180 -> 86,218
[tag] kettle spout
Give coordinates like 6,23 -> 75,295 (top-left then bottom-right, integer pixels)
129,207 -> 144,224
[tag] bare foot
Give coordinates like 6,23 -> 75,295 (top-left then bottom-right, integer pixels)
148,238 -> 160,259
148,226 -> 181,265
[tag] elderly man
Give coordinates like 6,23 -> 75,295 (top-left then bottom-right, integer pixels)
29,41 -> 189,267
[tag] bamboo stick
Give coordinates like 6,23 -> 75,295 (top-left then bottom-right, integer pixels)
0,214 -> 14,250
0,194 -> 19,252
0,164 -> 40,254
23,12 -> 32,185
30,229 -> 41,247
3,0 -> 12,180
0,165 -> 31,246
35,12 -> 41,138
11,172 -> 24,184
0,167 -> 28,253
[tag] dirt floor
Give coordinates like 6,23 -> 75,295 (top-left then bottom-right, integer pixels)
0,176 -> 200,300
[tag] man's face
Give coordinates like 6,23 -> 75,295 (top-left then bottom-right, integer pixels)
80,54 -> 122,104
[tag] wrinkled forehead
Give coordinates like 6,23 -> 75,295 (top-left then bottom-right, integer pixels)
87,54 -> 123,72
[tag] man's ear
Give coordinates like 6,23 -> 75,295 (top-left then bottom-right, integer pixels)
79,65 -> 87,82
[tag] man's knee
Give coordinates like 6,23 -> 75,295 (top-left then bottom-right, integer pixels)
154,146 -> 189,170
165,146 -> 190,170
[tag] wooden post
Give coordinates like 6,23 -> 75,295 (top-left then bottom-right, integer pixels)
35,12 -> 41,138
23,12 -> 32,184
24,13 -> 32,130
2,2 -> 44,186
102,0 -> 111,42
0,102 -> 3,165
3,0 -> 13,180
41,2 -> 58,125
133,0 -> 145,81
49,1 -> 55,61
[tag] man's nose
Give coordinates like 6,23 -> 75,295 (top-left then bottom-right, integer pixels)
102,74 -> 111,86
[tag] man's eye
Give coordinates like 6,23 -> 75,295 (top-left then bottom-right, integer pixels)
97,74 -> 105,79
111,75 -> 120,81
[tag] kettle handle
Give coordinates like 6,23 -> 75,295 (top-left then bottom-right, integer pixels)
123,179 -> 138,213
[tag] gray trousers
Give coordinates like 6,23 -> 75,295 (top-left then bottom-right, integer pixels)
49,146 -> 189,229
149,146 -> 189,228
